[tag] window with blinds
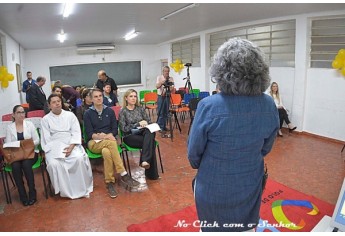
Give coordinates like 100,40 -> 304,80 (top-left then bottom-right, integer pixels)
0,36 -> 3,66
210,20 -> 296,67
171,37 -> 200,67
310,16 -> 345,68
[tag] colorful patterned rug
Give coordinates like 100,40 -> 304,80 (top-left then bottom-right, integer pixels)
127,179 -> 335,232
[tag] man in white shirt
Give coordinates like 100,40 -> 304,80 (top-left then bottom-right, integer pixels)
156,66 -> 174,132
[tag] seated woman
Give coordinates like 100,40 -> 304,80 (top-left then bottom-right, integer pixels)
5,105 -> 40,206
268,82 -> 296,137
76,88 -> 93,125
41,94 -> 93,199
103,83 -> 119,107
118,89 -> 159,180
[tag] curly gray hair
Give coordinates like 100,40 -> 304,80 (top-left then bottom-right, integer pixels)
209,38 -> 270,96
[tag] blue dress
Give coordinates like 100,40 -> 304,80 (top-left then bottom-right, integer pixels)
188,93 -> 279,232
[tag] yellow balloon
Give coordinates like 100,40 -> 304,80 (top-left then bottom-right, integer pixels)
332,60 -> 342,69
7,74 -> 14,81
170,59 -> 184,73
337,49 -> 345,59
341,67 -> 345,77
1,80 -> 9,88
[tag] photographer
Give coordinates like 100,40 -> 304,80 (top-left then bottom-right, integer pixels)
156,66 -> 174,134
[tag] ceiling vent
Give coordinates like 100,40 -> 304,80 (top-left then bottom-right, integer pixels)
76,43 -> 115,54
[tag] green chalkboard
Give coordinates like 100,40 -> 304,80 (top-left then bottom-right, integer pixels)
49,61 -> 141,87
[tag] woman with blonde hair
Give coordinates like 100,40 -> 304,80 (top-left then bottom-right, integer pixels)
269,82 -> 296,137
118,89 -> 159,180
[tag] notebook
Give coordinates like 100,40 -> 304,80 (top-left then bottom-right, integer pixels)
312,178 -> 345,232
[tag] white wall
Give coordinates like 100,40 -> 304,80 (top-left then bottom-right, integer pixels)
0,30 -> 23,116
24,44 -> 161,105
2,9 -> 345,141
157,9 -> 345,141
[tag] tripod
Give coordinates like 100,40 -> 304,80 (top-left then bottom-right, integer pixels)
183,65 -> 193,93
156,83 -> 181,142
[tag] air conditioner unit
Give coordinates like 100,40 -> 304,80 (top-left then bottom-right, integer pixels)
76,43 -> 115,54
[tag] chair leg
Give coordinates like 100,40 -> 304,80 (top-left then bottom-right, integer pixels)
3,171 -> 12,204
40,162 -> 48,199
122,148 -> 132,177
8,172 -> 15,188
1,170 -> 11,204
156,144 -> 164,173
44,165 -> 54,197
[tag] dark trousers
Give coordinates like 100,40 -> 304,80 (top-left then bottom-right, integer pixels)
11,155 -> 38,202
157,95 -> 170,130
123,129 -> 159,180
278,108 -> 291,128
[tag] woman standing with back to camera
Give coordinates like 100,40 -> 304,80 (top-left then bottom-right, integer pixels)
188,38 -> 279,232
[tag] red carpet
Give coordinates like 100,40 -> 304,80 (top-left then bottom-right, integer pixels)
127,179 -> 335,232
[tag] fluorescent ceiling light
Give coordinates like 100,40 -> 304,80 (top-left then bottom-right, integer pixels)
160,3 -> 199,21
58,30 -> 66,43
62,3 -> 73,18
124,30 -> 139,41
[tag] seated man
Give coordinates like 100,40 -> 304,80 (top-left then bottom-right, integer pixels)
103,83 -> 119,107
83,88 -> 139,198
41,94 -> 93,199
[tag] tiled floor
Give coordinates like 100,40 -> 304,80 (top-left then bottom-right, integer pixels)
0,115 -> 344,232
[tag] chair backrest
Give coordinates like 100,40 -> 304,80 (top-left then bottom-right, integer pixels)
189,98 -> 201,111
111,106 -> 122,120
199,91 -> 210,99
190,89 -> 200,97
183,93 -> 195,106
178,87 -> 189,94
139,90 -> 151,102
144,92 -> 158,104
175,90 -> 185,100
1,114 -> 12,121
170,94 -> 182,107
27,110 -> 45,118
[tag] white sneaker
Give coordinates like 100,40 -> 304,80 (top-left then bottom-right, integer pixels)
141,161 -> 150,169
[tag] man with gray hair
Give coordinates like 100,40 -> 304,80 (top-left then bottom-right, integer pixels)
188,38 -> 279,232
28,76 -> 47,111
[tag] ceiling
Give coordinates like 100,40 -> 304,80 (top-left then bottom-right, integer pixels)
0,3 -> 344,50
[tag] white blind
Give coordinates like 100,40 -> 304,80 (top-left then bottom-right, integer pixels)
171,37 -> 200,67
310,16 -> 345,68
210,20 -> 296,67
0,36 -> 3,66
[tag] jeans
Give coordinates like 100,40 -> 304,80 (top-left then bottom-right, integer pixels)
157,95 -> 170,130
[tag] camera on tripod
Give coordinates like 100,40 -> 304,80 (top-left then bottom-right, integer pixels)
184,63 -> 192,67
163,77 -> 174,87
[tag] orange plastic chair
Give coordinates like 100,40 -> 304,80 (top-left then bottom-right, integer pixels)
21,103 -> 29,109
111,106 -> 122,120
144,92 -> 158,118
27,110 -> 45,118
170,94 -> 190,123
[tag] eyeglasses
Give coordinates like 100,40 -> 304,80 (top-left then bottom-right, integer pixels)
15,111 -> 25,114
